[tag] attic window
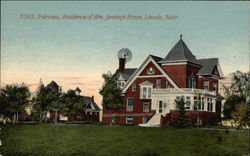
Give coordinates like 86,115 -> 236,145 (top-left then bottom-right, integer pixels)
117,81 -> 125,88
147,67 -> 155,75
132,83 -> 136,91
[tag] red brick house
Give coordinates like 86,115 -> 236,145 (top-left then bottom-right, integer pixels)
102,36 -> 224,127
46,81 -> 100,122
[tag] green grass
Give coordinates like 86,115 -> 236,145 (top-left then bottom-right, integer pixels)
0,124 -> 249,156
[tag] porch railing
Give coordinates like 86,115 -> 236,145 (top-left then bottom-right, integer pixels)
152,88 -> 216,96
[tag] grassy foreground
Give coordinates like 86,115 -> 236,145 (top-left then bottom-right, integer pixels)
0,124 -> 248,156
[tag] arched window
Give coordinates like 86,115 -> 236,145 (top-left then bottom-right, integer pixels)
188,73 -> 196,88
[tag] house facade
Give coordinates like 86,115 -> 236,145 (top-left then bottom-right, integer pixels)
102,36 -> 224,127
46,81 -> 101,122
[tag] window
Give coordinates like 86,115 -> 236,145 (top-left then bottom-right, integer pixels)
126,117 -> 133,124
207,98 -> 213,111
127,99 -> 134,112
117,81 -> 125,88
147,67 -> 155,75
148,88 -> 152,98
166,81 -> 171,88
112,117 -> 116,124
156,79 -> 162,88
143,103 -> 150,112
188,73 -> 196,88
143,116 -> 148,124
194,96 -> 198,110
141,87 -> 152,99
213,82 -> 217,91
132,83 -> 136,91
159,101 -> 163,113
185,96 -> 191,109
203,81 -> 209,90
198,97 -> 201,110
201,97 -> 205,110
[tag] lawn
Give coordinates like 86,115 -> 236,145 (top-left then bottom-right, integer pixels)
0,124 -> 249,156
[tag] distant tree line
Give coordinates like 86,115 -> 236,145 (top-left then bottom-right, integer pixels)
0,82 -> 86,124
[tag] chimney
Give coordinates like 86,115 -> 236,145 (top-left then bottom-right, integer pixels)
91,96 -> 94,102
119,58 -> 125,72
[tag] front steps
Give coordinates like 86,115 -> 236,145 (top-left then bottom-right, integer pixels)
139,114 -> 161,127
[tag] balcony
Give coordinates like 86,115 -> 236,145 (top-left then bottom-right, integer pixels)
152,88 -> 216,96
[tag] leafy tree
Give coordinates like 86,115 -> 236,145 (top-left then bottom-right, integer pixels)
175,97 -> 189,128
32,82 -> 51,122
32,81 -> 63,123
61,89 -> 85,121
0,84 -> 30,124
231,102 -> 250,129
223,71 -> 250,99
99,72 -> 124,111
223,95 -> 245,119
223,71 -> 250,129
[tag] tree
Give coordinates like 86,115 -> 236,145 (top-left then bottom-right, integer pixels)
61,89 -> 85,121
99,72 -> 124,124
99,72 -> 124,110
32,82 -> 51,122
223,95 -> 245,119
32,81 -> 63,123
223,71 -> 250,99
223,71 -> 250,129
0,84 -> 30,124
231,102 -> 250,129
175,97 -> 189,128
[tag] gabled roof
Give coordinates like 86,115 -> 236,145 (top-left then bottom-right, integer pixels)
115,68 -> 137,81
198,58 -> 219,76
79,96 -> 101,111
161,39 -> 201,65
122,55 -> 179,92
150,55 -> 163,63
75,87 -> 81,93
47,80 -> 59,87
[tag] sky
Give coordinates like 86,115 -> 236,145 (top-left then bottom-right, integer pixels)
1,1 -> 249,105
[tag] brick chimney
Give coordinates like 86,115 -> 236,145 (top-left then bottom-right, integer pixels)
91,96 -> 94,102
119,58 -> 125,72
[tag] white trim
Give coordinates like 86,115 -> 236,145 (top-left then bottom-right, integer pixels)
161,62 -> 188,65
122,55 -> 179,93
217,63 -> 224,78
159,60 -> 187,64
160,60 -> 202,68
137,75 -> 165,78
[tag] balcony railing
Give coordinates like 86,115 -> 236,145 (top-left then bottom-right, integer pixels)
152,88 -> 216,96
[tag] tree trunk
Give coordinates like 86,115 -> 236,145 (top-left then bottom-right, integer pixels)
39,112 -> 42,123
54,111 -> 57,125
17,110 -> 19,124
12,114 -> 16,125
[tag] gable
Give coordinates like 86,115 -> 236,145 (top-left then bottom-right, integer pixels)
122,55 -> 179,93
139,61 -> 163,76
212,66 -> 220,76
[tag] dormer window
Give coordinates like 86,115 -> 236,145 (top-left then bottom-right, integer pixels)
117,81 -> 125,88
147,67 -> 155,75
